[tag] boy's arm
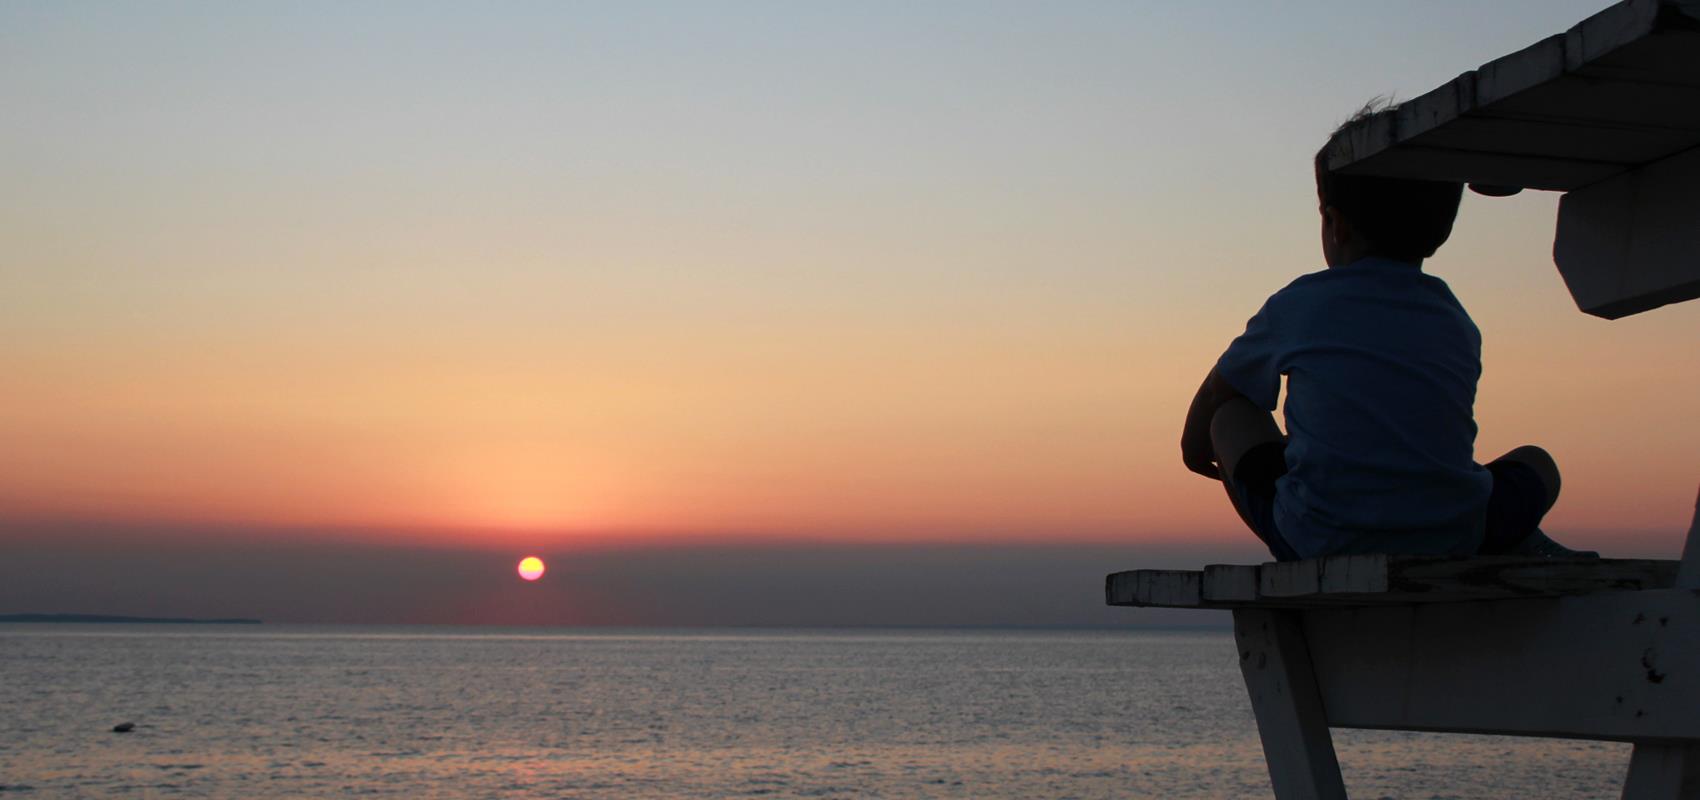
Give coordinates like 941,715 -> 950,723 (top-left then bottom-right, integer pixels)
1180,366 -> 1242,480
1186,286 -> 1287,480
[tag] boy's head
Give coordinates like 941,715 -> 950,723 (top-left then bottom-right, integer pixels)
1314,103 -> 1464,266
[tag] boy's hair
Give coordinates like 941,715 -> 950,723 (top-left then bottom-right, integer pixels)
1315,101 -> 1464,262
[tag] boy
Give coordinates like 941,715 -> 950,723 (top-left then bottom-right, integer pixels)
1179,107 -> 1594,561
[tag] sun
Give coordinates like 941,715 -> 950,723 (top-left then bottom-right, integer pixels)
517,556 -> 546,581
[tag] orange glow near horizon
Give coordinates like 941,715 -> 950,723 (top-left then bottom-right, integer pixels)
3,2 -> 1697,554
3,271 -> 1695,550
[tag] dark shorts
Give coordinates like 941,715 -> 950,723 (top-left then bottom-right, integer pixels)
1223,444 -> 1551,561
1479,459 -> 1551,554
1222,442 -> 1299,561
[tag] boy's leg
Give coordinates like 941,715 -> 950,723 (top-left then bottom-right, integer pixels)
1211,398 -> 1296,560
1482,444 -> 1596,557
1492,444 -> 1561,513
1210,397 -> 1284,481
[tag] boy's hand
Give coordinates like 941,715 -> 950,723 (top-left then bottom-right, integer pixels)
1180,367 -> 1232,481
1181,437 -> 1221,480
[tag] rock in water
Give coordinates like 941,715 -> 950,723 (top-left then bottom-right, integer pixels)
112,722 -> 135,733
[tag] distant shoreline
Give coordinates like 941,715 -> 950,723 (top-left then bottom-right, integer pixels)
0,613 -> 262,625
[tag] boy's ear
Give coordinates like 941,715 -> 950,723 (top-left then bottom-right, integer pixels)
1321,205 -> 1350,241
1320,205 -> 1354,266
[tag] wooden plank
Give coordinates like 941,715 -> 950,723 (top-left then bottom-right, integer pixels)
1339,145 -> 1620,191
1259,556 -> 1678,605
1555,144 -> 1700,318
1203,564 -> 1260,604
1330,72 -> 1471,168
1233,610 -> 1347,800
1481,78 -> 1700,135
1104,569 -> 1206,608
1402,114 -> 1693,166
1260,555 -> 1389,598
1563,0 -> 1694,74
1576,28 -> 1700,87
1388,556 -> 1680,596
1393,71 -> 1475,137
1303,588 -> 1700,741
1473,33 -> 1567,109
1111,557 -> 1677,608
1137,570 -> 1201,607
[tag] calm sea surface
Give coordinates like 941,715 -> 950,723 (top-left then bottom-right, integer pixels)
1,626 -> 1625,798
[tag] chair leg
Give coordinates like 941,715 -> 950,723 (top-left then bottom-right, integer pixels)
1626,487 -> 1700,798
1234,609 -> 1348,800
1622,743 -> 1700,800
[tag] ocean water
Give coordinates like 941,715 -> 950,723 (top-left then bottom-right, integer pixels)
0,626 -> 1626,798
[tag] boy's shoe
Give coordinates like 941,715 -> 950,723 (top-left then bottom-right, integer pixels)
1507,529 -> 1600,559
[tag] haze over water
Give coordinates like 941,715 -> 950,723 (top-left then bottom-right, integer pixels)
2,625 -> 1627,798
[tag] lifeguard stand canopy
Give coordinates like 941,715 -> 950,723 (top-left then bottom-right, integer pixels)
1321,0 -> 1700,318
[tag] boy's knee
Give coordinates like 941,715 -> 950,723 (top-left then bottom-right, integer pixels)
1499,444 -> 1561,507
1210,398 -> 1282,477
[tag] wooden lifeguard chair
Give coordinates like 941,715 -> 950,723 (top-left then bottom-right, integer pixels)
1107,1 -> 1700,797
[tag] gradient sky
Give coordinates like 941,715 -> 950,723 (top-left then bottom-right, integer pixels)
3,1 -> 1696,625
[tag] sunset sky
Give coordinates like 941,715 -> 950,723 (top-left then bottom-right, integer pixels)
3,1 -> 1696,625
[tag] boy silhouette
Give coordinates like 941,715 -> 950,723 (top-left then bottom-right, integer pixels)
1180,107 -> 1595,561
